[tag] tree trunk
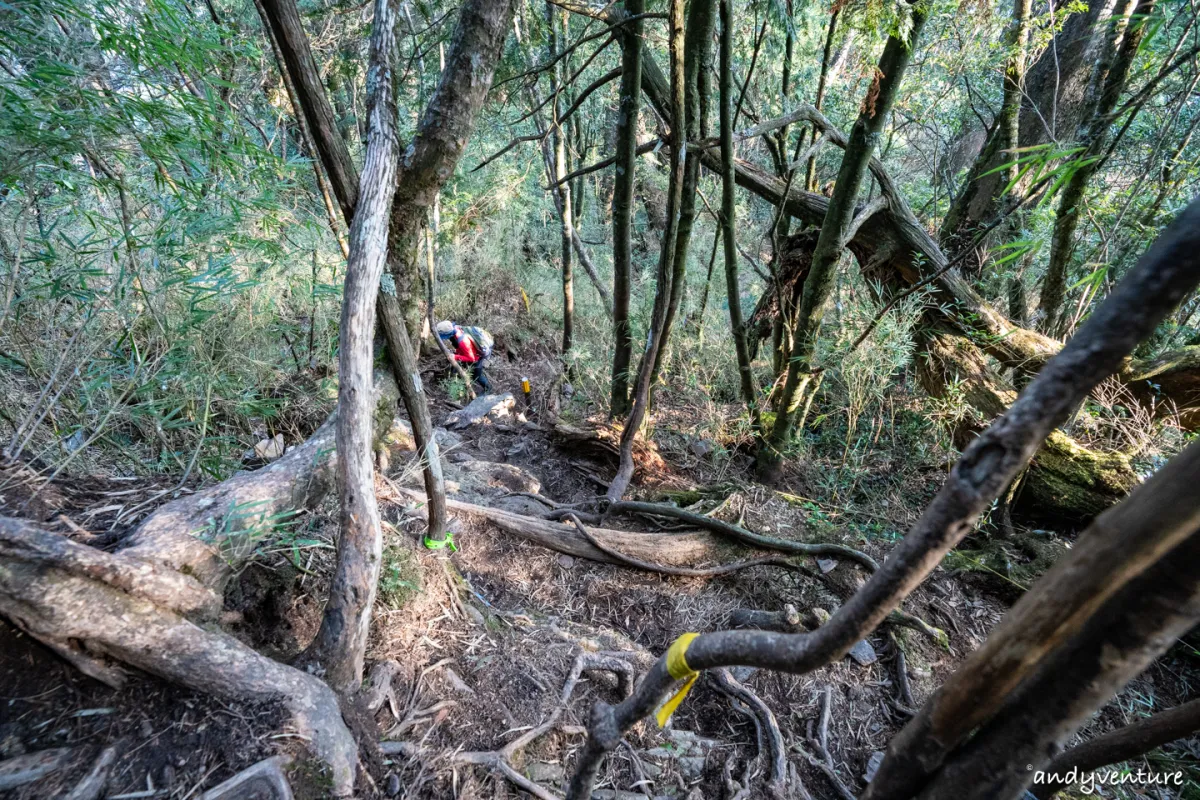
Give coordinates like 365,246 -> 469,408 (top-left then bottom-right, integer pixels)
719,0 -> 757,417
307,0 -> 400,693
382,0 -> 516,340
756,2 -> 928,483
256,0 -> 359,222
609,0 -> 642,418
806,4 -> 841,192
649,0 -> 714,389
864,439 -> 1200,800
547,2 -> 575,358
607,0 -> 686,501
1038,0 -> 1151,335
941,0 -> 1121,266
918,527 -> 1200,800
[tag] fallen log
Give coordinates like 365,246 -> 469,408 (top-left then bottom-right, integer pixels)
917,325 -> 1139,521
400,487 -> 751,567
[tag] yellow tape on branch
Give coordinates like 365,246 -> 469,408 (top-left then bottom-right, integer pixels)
655,632 -> 700,727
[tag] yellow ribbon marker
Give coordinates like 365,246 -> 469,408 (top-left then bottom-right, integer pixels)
655,632 -> 700,727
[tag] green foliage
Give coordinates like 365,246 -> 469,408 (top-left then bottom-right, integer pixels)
378,544 -> 422,609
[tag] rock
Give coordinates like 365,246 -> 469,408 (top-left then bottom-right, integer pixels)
864,751 -> 885,783
688,438 -> 713,457
386,772 -> 402,797
253,433 -> 285,462
639,759 -> 663,779
848,639 -> 878,666
686,789 -> 707,800
443,667 -> 475,696
526,762 -> 565,783
463,604 -> 486,626
817,558 -> 839,574
730,666 -> 756,682
557,554 -> 575,568
678,756 -> 706,780
447,451 -> 474,464
444,393 -> 517,429
443,459 -> 541,497
809,607 -> 832,627
492,495 -> 551,517
199,756 -> 292,800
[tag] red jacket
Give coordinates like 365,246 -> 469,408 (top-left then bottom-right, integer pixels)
449,329 -> 482,364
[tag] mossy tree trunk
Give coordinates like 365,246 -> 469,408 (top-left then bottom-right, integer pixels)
756,1 -> 928,483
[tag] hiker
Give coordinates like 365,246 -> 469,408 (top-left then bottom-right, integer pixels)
436,320 -> 494,392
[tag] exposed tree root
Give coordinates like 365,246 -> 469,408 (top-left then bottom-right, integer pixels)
0,518 -> 360,794
710,668 -> 794,800
0,378 -> 413,795
400,488 -> 768,567
796,685 -> 855,800
64,745 -> 118,800
453,651 -> 636,800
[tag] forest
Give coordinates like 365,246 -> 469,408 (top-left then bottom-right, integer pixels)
1,0 -> 1200,793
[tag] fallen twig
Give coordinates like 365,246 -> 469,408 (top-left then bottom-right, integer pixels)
454,651 -> 634,798
65,745 -> 119,800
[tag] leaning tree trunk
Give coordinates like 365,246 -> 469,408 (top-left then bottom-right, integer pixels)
756,0 -> 928,483
608,0 -> 642,418
306,0 -> 399,694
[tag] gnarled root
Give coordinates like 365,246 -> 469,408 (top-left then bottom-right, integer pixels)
0,517 -> 359,794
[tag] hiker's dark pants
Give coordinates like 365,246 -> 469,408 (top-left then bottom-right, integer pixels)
471,359 -> 490,391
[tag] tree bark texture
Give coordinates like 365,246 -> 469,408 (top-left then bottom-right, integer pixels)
606,0 -> 685,501
608,0 -> 643,418
719,0 -> 757,417
307,0 -> 400,694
